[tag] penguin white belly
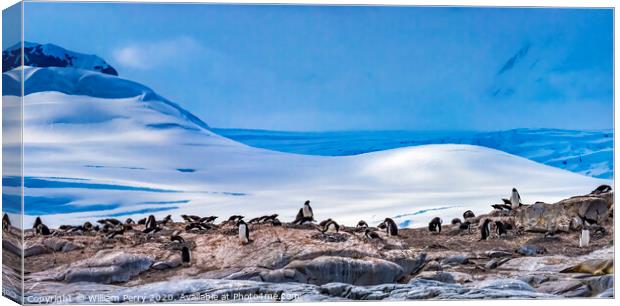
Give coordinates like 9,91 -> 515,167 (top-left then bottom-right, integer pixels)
303,206 -> 311,218
510,193 -> 520,209
239,225 -> 249,243
328,223 -> 336,232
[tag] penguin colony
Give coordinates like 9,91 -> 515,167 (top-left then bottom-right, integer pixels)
2,184 -> 611,265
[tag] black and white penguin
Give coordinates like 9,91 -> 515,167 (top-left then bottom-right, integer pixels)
480,219 -> 491,240
491,204 -> 512,211
501,198 -> 512,205
451,218 -> 462,225
143,215 -> 160,234
2,213 -> 11,231
356,220 -> 369,229
181,215 -> 201,223
160,215 -> 172,225
181,246 -> 191,266
590,184 -> 612,195
201,216 -> 218,224
33,216 -> 43,229
379,218 -> 398,236
237,220 -> 250,244
364,228 -> 381,240
320,219 -> 340,233
459,221 -> 471,232
171,234 -> 185,243
510,188 -> 521,209
428,217 -> 442,234
271,218 -> 282,226
106,228 -> 124,239
495,221 -> 507,237
125,218 -> 135,225
37,224 -> 51,236
137,218 -> 147,225
292,208 -> 314,225
83,221 -> 93,231
228,215 -> 245,224
463,210 -> 475,220
302,200 -> 314,220
248,217 -> 261,224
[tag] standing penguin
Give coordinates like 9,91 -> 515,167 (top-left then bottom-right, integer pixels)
33,216 -> 42,229
463,210 -> 475,220
181,246 -> 191,266
379,218 -> 398,236
480,219 -> 491,240
302,200 -> 314,220
143,215 -> 160,234
2,213 -> 11,231
510,188 -> 521,209
428,217 -> 442,234
495,221 -> 507,237
237,220 -> 250,245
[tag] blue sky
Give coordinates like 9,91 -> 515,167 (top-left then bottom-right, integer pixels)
17,3 -> 613,131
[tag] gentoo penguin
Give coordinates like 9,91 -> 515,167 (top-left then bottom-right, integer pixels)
356,220 -> 369,229
237,220 -> 250,245
271,218 -> 282,226
2,213 -> 11,231
428,217 -> 442,234
201,216 -> 218,224
302,200 -> 314,220
379,218 -> 398,236
480,219 -> 491,240
143,215 -> 160,234
36,224 -> 51,236
171,234 -> 185,243
501,198 -> 512,205
459,221 -> 471,232
320,219 -> 340,233
364,228 -> 381,240
106,228 -> 124,239
137,218 -> 147,225
590,184 -> 612,195
181,215 -> 201,223
125,218 -> 135,225
228,215 -> 244,223
510,188 -> 521,209
33,216 -> 43,229
292,208 -> 314,225
463,210 -> 475,220
579,229 -> 590,248
248,217 -> 261,224
160,215 -> 172,225
495,221 -> 507,237
181,246 -> 191,266
83,221 -> 93,231
451,218 -> 462,225
491,204 -> 512,211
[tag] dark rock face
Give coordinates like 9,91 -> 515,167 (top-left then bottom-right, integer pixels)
3,42 -> 118,76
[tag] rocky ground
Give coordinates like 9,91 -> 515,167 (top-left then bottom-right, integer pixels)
2,190 -> 614,303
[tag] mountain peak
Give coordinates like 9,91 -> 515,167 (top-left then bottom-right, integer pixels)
2,41 -> 118,76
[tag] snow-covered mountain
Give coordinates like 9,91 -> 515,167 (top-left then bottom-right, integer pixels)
3,42 -> 118,76
1,45 -> 611,229
215,128 -> 613,179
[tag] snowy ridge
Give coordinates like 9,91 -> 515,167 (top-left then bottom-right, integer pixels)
215,128 -> 613,179
3,42 -> 118,75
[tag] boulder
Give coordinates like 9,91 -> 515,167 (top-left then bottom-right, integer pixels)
62,251 -> 154,283
415,271 -> 472,284
516,245 -> 546,256
440,255 -> 469,266
515,194 -> 612,232
284,256 -> 405,285
43,238 -> 83,252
